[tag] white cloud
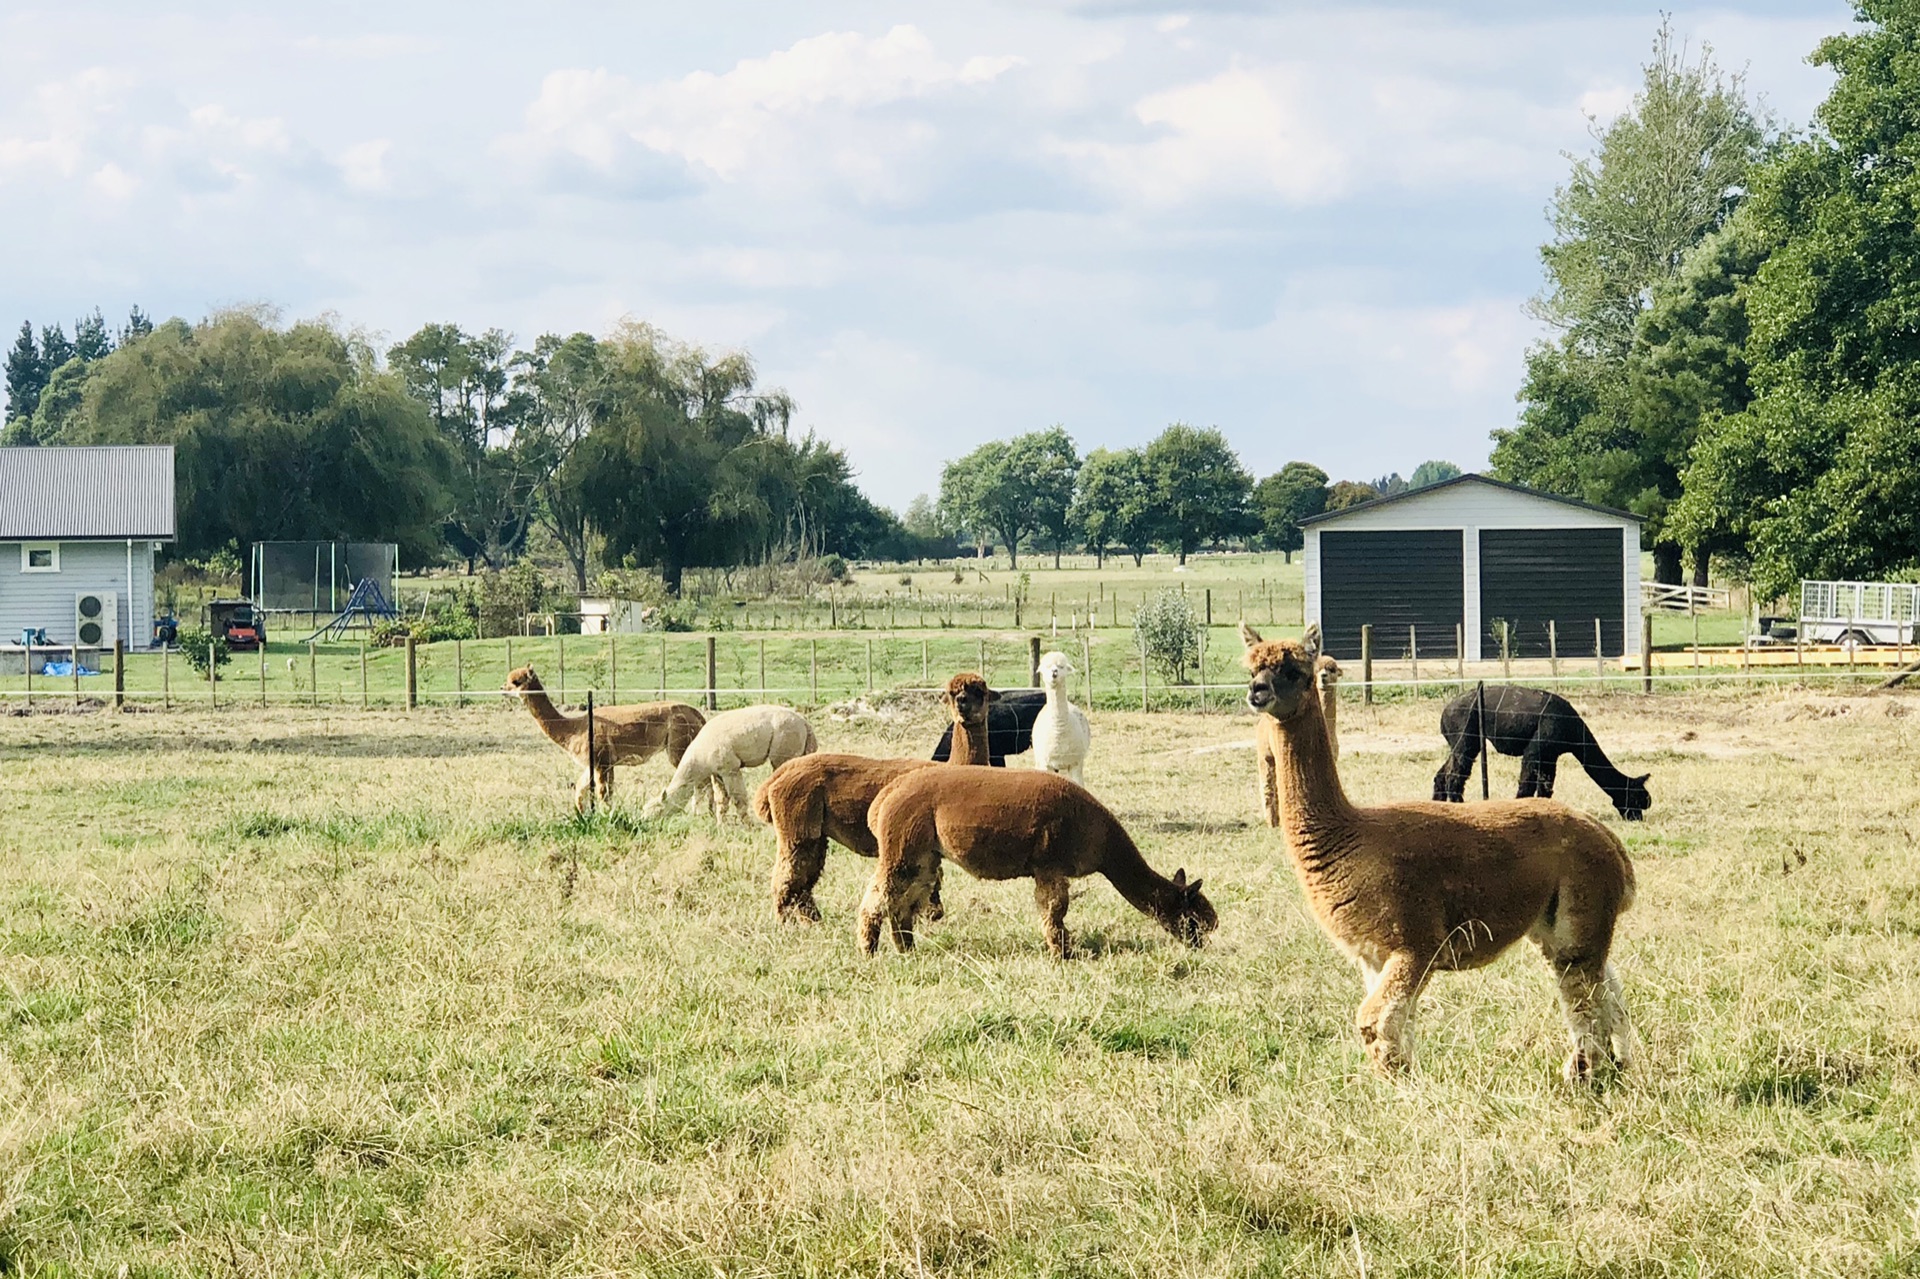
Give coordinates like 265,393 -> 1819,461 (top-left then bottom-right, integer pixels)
337,138 -> 392,192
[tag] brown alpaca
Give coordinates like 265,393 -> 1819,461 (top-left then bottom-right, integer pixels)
504,665 -> 705,812
1242,623 -> 1342,827
750,674 -> 995,922
858,767 -> 1217,959
1244,625 -> 1636,1082
944,671 -> 997,765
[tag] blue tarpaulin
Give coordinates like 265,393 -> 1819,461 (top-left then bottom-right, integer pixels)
41,661 -> 98,677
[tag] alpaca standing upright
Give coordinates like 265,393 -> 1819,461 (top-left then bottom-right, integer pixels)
943,672 -> 998,766
859,766 -> 1216,958
930,687 -> 1046,766
1031,652 -> 1091,785
1241,623 -> 1342,827
504,666 -> 705,812
1433,685 -> 1652,820
1243,625 -> 1636,1082
752,672 -> 995,921
643,705 -> 817,819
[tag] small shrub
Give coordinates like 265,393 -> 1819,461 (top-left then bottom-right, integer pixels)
820,554 -> 851,584
1134,589 -> 1201,684
175,627 -> 230,681
898,574 -> 913,588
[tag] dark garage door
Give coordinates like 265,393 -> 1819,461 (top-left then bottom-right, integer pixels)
1319,530 -> 1464,662
1479,528 -> 1625,658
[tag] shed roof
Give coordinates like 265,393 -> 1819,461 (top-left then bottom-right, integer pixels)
1299,472 -> 1642,527
0,445 -> 176,540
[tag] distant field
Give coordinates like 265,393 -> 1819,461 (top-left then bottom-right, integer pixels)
1,688 -> 1918,1272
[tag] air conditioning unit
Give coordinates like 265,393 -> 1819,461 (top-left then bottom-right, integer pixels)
75,591 -> 117,649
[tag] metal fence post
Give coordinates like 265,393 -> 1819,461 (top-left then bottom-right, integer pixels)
1476,679 -> 1490,800
585,690 -> 596,814
1360,624 -> 1373,705
360,640 -> 368,709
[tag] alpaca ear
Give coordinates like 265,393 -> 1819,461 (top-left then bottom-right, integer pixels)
1302,624 -> 1322,661
986,689 -> 1001,702
1172,868 -> 1188,888
1186,877 -> 1203,896
1239,621 -> 1263,648
1634,773 -> 1651,785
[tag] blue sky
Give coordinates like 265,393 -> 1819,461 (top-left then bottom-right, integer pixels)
0,1 -> 1849,510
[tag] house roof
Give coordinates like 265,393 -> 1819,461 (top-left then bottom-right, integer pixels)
0,445 -> 176,540
1298,472 -> 1644,527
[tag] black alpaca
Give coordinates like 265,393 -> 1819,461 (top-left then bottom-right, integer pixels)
1432,685 -> 1652,820
931,687 -> 1046,766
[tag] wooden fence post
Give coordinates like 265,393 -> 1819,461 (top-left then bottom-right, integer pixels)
585,691 -> 596,815
610,635 -> 618,705
1595,618 -> 1604,678
1456,622 -> 1465,685
705,636 -> 718,711
162,643 -> 170,710
310,642 -> 319,708
113,639 -> 125,709
210,639 -> 218,710
558,635 -> 566,703
404,635 -> 417,710
360,640 -> 368,708
1641,613 -> 1654,695
1548,619 -> 1559,687
1360,624 -> 1373,705
758,638 -> 766,695
1409,625 -> 1419,696
1205,589 -> 1212,627
1140,630 -> 1149,712
1030,636 -> 1042,687
921,638 -> 929,686
258,640 -> 267,708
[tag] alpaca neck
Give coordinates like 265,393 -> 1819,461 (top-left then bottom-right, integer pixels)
1044,681 -> 1071,711
951,717 -> 992,765
1570,732 -> 1630,790
1320,682 -> 1340,759
521,688 -> 575,743
1271,694 -> 1359,837
1097,822 -> 1180,921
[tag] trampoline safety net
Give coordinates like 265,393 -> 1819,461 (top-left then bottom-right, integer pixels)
251,542 -> 399,613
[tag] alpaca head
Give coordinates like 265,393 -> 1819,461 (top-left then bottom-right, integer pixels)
1158,868 -> 1218,948
1607,772 -> 1653,821
1243,624 -> 1322,723
943,671 -> 998,729
1038,651 -> 1075,692
1316,654 -> 1342,687
503,665 -> 545,697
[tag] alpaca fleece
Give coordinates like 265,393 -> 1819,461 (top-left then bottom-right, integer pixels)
1433,684 -> 1652,819
1245,625 -> 1636,1083
505,665 -> 705,812
942,672 -> 997,766
1241,623 -> 1341,827
1031,651 -> 1092,786
645,704 -> 817,819
858,766 -> 1216,959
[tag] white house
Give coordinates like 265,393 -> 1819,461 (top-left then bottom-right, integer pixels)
0,445 -> 175,652
1300,473 -> 1643,663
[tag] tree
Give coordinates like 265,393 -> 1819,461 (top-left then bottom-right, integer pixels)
1253,462 -> 1329,562
1672,2 -> 1920,598
1409,460 -> 1462,488
1325,481 -> 1379,511
902,494 -> 948,541
1073,447 -> 1155,567
1142,423 -> 1253,565
1491,22 -> 1771,583
1012,427 -> 1079,568
57,310 -> 454,561
119,307 -> 153,344
516,331 -> 606,591
72,309 -> 112,362
4,322 -> 43,425
38,324 -> 73,376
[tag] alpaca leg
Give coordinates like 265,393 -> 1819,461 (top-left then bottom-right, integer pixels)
774,835 -> 828,923
1599,963 -> 1634,1069
1548,960 -> 1618,1083
1517,743 -> 1553,799
597,764 -> 614,807
720,768 -> 752,822
926,861 -> 945,923
1433,741 -> 1475,803
574,766 -> 594,813
1259,744 -> 1281,827
1355,952 -> 1426,1075
1532,900 -> 1628,1081
1033,874 -> 1072,958
855,866 -> 888,956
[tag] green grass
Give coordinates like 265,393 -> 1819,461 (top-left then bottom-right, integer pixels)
1,688 -> 1918,1273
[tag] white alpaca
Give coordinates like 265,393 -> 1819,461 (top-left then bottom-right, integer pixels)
643,705 -> 818,820
1032,651 -> 1092,786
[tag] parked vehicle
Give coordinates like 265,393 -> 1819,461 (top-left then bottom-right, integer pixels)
1798,579 -> 1918,646
209,598 -> 266,651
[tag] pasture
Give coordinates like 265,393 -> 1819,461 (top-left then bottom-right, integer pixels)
2,686 -> 1918,1275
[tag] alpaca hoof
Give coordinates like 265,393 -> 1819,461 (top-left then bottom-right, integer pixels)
1359,1026 -> 1411,1076
856,912 -> 883,956
1563,1050 -> 1595,1084
926,898 -> 946,923
778,895 -> 821,924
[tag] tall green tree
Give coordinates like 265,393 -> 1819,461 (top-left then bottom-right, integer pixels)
936,428 -> 1077,569
38,324 -> 73,376
1409,460 -> 1462,488
1492,22 -> 1771,583
1073,447 -> 1155,567
1252,461 -> 1329,562
1143,423 -> 1253,565
1673,1 -> 1920,597
1325,480 -> 1379,511
57,310 -> 453,561
1013,426 -> 1080,568
4,322 -> 43,425
72,309 -> 112,362
516,331 -> 606,591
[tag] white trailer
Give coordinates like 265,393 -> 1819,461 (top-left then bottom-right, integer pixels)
1799,579 -> 1919,645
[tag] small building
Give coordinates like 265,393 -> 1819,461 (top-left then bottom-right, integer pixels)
0,445 -> 175,652
1300,474 -> 1643,663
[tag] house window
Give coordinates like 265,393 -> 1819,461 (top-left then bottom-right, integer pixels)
21,543 -> 59,573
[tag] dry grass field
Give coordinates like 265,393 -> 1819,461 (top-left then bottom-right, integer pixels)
2,683 -> 1918,1276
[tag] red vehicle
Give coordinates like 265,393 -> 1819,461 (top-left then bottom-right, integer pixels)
209,598 -> 266,651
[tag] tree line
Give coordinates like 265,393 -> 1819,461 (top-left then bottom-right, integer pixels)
1495,5 -> 1920,597
924,425 -> 1458,568
2,310 -> 925,592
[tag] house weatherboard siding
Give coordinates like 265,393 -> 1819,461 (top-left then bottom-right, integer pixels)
1302,476 -> 1642,663
0,540 -> 156,649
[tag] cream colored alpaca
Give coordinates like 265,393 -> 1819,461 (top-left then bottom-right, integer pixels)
504,665 -> 705,812
1031,651 -> 1091,786
1245,624 -> 1636,1082
1242,623 -> 1341,827
643,705 -> 818,819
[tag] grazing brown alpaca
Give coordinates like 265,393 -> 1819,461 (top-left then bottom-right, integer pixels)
1244,625 -> 1635,1082
751,672 -> 995,922
858,767 -> 1217,958
504,665 -> 705,812
1242,623 -> 1342,827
